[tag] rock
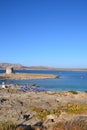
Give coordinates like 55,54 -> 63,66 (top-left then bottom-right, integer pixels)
16,125 -> 34,130
46,114 -> 57,122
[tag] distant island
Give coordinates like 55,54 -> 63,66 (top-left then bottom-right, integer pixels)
0,62 -> 87,71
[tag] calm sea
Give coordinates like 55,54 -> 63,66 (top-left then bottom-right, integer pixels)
0,70 -> 87,92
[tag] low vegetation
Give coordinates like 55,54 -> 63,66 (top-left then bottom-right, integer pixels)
32,103 -> 87,120
66,103 -> 87,114
0,103 -> 87,130
32,107 -> 61,120
0,121 -> 16,130
68,90 -> 78,94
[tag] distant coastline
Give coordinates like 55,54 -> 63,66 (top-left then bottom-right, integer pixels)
0,62 -> 87,71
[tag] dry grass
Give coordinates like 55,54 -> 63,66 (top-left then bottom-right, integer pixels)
66,103 -> 87,114
0,121 -> 16,130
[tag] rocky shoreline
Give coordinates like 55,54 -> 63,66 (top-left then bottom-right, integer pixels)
0,88 -> 87,130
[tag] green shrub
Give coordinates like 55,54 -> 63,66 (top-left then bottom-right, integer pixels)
68,90 -> 78,94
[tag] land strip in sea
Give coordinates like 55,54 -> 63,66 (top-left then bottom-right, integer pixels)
0,73 -> 58,80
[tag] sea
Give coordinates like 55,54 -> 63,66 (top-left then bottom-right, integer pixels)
0,70 -> 87,92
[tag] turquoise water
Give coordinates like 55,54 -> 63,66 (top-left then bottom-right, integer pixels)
0,70 -> 87,91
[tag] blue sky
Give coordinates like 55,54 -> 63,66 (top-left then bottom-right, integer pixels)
0,0 -> 87,68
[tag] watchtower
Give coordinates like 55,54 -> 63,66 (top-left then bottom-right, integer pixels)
6,67 -> 14,74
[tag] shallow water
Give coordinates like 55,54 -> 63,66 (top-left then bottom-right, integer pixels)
0,70 -> 87,91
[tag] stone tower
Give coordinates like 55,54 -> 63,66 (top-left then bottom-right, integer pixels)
6,67 -> 14,74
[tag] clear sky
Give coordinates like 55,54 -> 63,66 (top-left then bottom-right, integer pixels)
0,0 -> 87,68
